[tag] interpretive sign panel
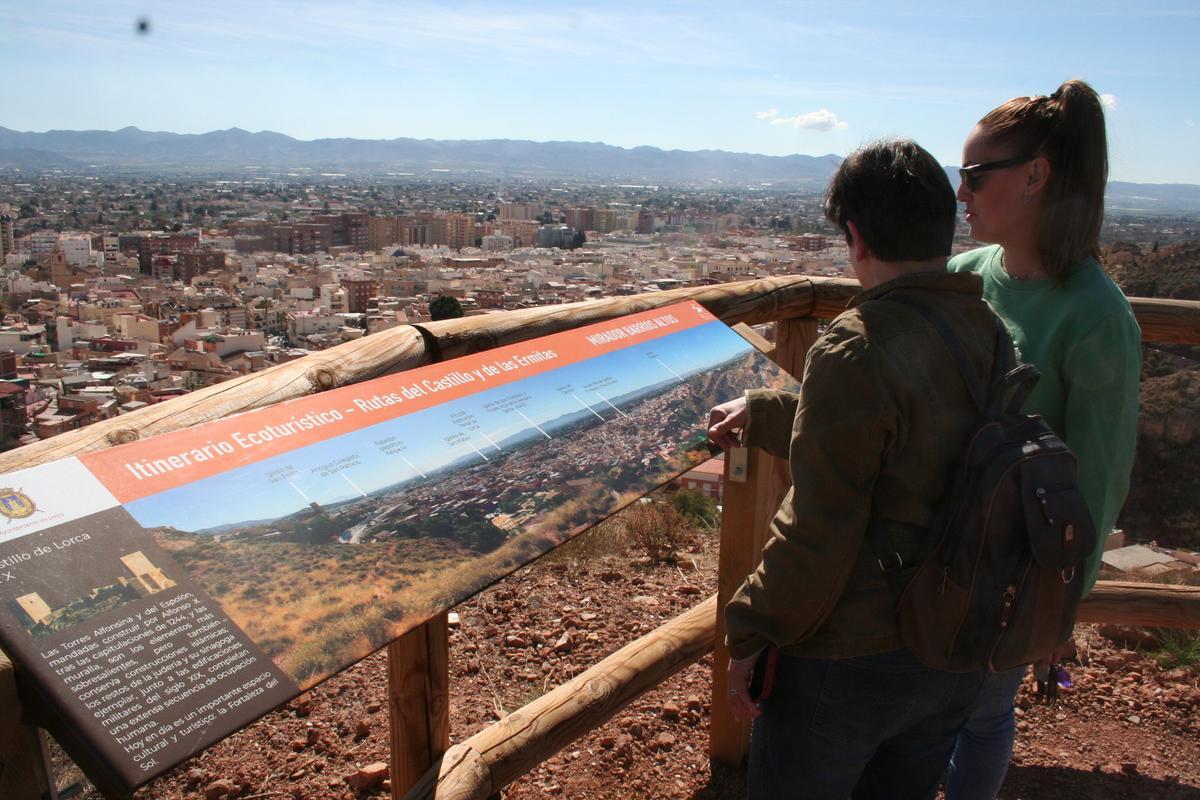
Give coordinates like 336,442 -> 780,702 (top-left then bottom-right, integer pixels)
0,301 -> 797,795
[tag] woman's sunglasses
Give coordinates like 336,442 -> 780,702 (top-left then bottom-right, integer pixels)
958,155 -> 1034,192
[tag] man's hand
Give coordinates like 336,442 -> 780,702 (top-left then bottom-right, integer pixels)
726,651 -> 762,723
708,396 -> 747,451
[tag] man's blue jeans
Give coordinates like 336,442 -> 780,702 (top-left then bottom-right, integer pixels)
748,649 -> 987,800
944,665 -> 1025,799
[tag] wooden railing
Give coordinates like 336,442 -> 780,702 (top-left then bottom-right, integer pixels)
2,276 -> 1198,800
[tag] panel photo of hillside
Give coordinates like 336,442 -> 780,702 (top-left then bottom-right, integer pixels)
124,320 -> 797,686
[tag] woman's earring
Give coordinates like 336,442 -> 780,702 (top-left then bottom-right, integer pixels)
1022,193 -> 1030,206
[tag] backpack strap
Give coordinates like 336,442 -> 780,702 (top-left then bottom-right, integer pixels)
863,290 -> 1008,581
883,292 -> 1005,416
865,518 -> 927,603
1001,363 -> 1040,415
887,293 -> 1041,419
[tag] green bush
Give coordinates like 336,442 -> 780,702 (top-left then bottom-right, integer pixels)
1149,628 -> 1200,670
670,488 -> 720,528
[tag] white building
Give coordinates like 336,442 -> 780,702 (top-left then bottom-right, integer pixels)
30,231 -> 59,256
113,313 -> 164,352
56,317 -> 108,350
59,235 -> 92,269
319,284 -> 349,314
0,324 -> 48,355
287,310 -> 342,344
188,329 -> 266,358
481,233 -> 513,252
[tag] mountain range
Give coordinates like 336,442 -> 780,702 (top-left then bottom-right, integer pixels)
0,126 -> 839,185
1,126 -> 1198,210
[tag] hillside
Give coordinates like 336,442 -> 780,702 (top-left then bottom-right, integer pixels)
1107,241 -> 1200,300
1107,242 -> 1200,549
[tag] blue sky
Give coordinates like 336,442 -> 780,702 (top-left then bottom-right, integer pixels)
124,320 -> 751,531
3,1 -> 1198,183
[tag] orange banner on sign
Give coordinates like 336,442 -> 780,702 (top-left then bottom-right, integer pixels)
81,301 -> 715,503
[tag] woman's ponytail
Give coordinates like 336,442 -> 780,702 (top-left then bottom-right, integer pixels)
1038,80 -> 1108,279
977,79 -> 1109,282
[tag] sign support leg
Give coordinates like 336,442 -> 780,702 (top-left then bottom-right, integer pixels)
388,614 -> 450,799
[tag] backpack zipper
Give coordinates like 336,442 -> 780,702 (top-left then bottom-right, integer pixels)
998,584 -> 1017,628
989,560 -> 1032,671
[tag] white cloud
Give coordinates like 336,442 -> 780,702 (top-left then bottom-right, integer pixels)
761,108 -> 848,132
1100,94 -> 1118,110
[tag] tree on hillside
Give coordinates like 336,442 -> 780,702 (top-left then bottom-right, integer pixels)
429,295 -> 464,321
670,488 -> 719,528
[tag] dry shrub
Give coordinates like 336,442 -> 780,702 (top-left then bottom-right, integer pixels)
546,517 -> 628,562
621,500 -> 694,562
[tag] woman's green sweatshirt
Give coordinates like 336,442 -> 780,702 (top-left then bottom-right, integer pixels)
950,245 -> 1141,593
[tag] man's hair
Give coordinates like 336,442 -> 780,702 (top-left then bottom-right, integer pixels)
824,139 -> 956,262
977,79 -> 1107,283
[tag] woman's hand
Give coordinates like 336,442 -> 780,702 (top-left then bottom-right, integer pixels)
707,396 -> 747,451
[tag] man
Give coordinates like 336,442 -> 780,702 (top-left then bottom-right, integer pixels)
708,139 -> 1001,799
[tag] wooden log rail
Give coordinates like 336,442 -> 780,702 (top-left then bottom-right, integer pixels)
404,595 -> 719,800
1,277 -> 1198,800
1076,581 -> 1200,629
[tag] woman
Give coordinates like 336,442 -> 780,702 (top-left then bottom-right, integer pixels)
945,80 -> 1142,799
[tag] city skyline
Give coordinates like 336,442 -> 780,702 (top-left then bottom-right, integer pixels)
3,1 -> 1198,184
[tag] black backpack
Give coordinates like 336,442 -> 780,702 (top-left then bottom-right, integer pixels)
868,294 -> 1097,672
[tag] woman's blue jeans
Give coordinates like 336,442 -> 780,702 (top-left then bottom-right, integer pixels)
748,649 -> 987,800
944,665 -> 1025,800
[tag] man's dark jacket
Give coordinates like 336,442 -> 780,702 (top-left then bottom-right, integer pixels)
725,270 -> 1013,661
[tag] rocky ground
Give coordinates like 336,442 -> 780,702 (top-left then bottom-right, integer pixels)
59,519 -> 1200,800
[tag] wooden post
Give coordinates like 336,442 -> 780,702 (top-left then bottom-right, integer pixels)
0,650 -> 47,800
389,614 -> 450,799
710,318 -> 820,766
710,447 -> 783,766
404,596 -> 718,800
772,318 -> 822,385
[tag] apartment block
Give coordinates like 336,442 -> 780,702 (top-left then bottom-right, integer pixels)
446,213 -> 477,250
592,208 -> 621,234
369,216 -> 399,250
497,219 -> 539,248
565,207 -> 592,233
313,212 -> 369,250
340,277 -> 379,314
178,250 -> 228,284
0,214 -> 13,260
273,223 -> 332,255
498,202 -> 538,221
